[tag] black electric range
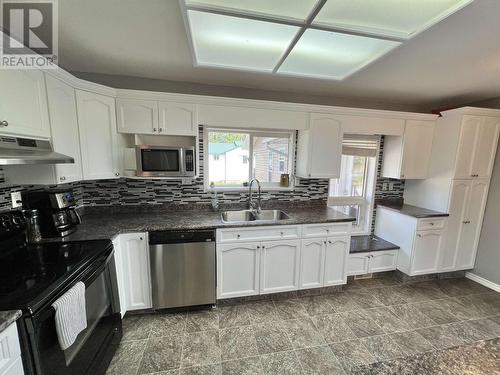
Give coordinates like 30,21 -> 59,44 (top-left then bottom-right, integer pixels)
0,210 -> 122,375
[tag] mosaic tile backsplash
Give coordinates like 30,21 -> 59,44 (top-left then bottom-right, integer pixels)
0,129 -> 404,215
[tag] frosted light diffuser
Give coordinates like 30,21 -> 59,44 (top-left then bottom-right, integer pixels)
313,0 -> 473,39
187,10 -> 299,72
278,29 -> 401,80
184,0 -> 319,21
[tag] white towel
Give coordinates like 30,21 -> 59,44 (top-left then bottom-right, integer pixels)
52,281 -> 87,350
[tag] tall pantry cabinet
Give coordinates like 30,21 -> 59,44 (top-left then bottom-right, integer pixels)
404,107 -> 500,273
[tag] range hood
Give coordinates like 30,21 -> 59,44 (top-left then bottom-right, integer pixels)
0,136 -> 74,165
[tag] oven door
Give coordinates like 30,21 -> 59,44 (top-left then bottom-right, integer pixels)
136,146 -> 184,177
26,251 -> 122,375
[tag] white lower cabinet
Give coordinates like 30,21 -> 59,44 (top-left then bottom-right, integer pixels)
0,323 -> 23,375
375,207 -> 447,276
347,250 -> 398,276
217,242 -> 260,299
412,231 -> 443,275
260,240 -> 300,294
113,233 -> 152,313
217,223 -> 352,299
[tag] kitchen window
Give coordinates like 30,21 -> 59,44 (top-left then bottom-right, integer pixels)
205,128 -> 294,190
328,135 -> 379,234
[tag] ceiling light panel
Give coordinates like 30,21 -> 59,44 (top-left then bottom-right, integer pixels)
278,29 -> 401,80
313,0 -> 473,39
184,0 -> 319,22
187,10 -> 300,72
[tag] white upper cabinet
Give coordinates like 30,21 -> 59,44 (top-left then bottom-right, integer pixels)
454,115 -> 500,179
159,102 -> 197,136
382,120 -> 435,179
296,113 -> 342,178
45,74 -> 83,183
0,69 -> 50,138
116,98 -> 158,134
76,90 -> 122,180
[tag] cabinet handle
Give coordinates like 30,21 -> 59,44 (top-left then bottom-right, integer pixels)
159,128 -> 163,132
328,240 -> 332,244
280,231 -> 284,236
463,220 -> 470,224
139,237 -> 143,241
115,172 -> 120,177
237,234 -> 241,239
417,234 -> 422,237
0,120 -> 8,127
59,176 -> 66,181
262,245 -> 265,249
257,246 -> 260,249
153,128 -> 157,132
429,222 -> 434,226
324,240 -> 327,245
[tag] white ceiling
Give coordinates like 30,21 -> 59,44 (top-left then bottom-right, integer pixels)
58,0 -> 500,112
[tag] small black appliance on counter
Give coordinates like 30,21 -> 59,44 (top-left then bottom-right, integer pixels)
22,189 -> 81,238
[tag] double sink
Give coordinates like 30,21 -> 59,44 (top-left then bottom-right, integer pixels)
221,209 -> 290,223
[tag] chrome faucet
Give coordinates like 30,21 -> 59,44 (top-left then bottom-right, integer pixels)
248,178 -> 262,213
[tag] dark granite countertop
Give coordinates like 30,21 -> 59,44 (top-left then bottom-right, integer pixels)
377,203 -> 449,218
350,235 -> 400,254
59,204 -> 356,242
0,310 -> 21,334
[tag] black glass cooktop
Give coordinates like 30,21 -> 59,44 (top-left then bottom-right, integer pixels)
0,237 -> 112,313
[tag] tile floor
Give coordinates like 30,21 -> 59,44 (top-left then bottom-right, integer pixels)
106,277 -> 500,375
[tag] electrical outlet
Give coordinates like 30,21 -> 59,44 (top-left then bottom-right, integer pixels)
389,182 -> 394,191
382,182 -> 388,191
11,191 -> 22,208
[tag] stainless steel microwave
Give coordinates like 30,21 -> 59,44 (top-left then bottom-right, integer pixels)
136,145 -> 196,177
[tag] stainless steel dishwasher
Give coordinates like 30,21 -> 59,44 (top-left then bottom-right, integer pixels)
149,230 -> 216,309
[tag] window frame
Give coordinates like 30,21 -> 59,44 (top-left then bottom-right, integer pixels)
204,127 -> 296,192
328,140 -> 380,235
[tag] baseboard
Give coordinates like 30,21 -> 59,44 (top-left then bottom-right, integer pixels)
465,272 -> 500,293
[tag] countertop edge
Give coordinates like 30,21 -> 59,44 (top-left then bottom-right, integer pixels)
377,204 -> 450,218
0,310 -> 22,334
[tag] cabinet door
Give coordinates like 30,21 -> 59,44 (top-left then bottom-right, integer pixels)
119,233 -> 151,311
218,242 -> 259,299
400,120 -> 434,179
260,240 -> 300,294
369,250 -> 398,273
324,236 -> 349,285
347,254 -> 369,276
45,74 -> 83,183
308,114 -> 342,178
299,239 -> 325,290
454,115 -> 480,179
116,98 -> 158,134
455,179 -> 489,270
159,102 -> 197,136
471,117 -> 500,178
112,237 -> 127,317
76,90 -> 121,180
411,231 -> 443,275
440,180 -> 470,272
0,69 -> 50,138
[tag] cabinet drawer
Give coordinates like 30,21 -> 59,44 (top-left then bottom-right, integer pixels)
217,225 -> 300,243
301,223 -> 351,238
417,218 -> 446,231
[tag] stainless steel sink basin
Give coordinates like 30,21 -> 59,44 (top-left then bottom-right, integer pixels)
254,209 -> 290,221
221,210 -> 256,223
221,209 -> 290,223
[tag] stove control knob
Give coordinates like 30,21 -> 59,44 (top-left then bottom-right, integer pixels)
1,215 -> 12,228
12,216 -> 21,225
